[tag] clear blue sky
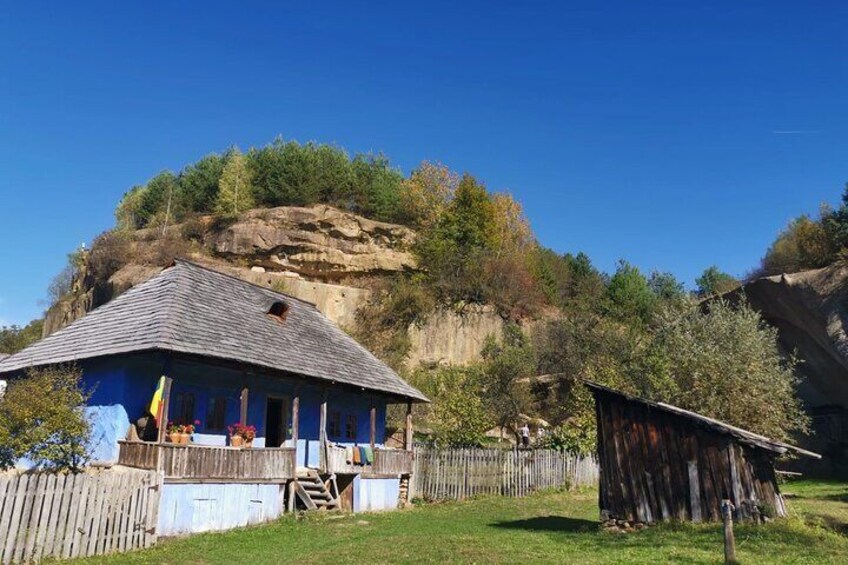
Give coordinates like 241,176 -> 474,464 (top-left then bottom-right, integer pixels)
1,1 -> 847,326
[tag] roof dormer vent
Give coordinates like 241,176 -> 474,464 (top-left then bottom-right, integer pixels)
268,301 -> 290,322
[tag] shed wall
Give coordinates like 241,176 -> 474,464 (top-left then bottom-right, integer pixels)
594,390 -> 784,523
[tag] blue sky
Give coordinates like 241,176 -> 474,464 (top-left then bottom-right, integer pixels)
1,1 -> 847,326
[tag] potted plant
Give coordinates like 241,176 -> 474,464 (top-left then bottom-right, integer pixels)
242,424 -> 257,448
228,422 -> 245,447
183,420 -> 200,444
228,422 -> 257,448
167,422 -> 184,444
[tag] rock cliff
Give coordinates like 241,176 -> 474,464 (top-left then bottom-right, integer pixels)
727,262 -> 848,471
43,205 -> 504,370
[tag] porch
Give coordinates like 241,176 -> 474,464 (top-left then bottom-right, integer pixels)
322,444 -> 414,476
117,441 -> 297,481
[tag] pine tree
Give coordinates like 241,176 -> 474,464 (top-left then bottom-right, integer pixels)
215,148 -> 254,217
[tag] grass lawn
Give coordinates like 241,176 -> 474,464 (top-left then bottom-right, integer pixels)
73,480 -> 848,565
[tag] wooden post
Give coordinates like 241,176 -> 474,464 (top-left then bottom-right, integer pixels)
240,387 -> 249,425
722,499 -> 737,564
156,377 -> 173,444
291,391 -> 300,443
319,390 -> 328,470
405,401 -> 413,450
370,400 -> 376,451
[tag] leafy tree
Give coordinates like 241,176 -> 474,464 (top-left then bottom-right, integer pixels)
0,319 -> 44,354
115,185 -> 147,230
649,299 -> 809,442
409,365 -> 490,446
399,161 -> 458,228
480,324 -> 536,440
695,266 -> 738,297
215,148 -> 255,218
350,153 -> 405,221
416,174 -> 496,305
606,260 -> 657,324
0,366 -> 91,471
648,270 -> 686,302
760,214 -> 835,276
139,171 -> 183,230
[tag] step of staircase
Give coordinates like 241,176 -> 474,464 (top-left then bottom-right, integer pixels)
293,471 -> 339,511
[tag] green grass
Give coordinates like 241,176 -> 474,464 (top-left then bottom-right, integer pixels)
73,480 -> 848,565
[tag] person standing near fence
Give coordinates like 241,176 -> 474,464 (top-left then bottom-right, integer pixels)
520,424 -> 530,448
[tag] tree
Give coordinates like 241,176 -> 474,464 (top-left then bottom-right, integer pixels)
0,319 -> 44,354
0,366 -> 91,471
409,365 -> 490,446
606,260 -> 657,324
760,214 -> 835,276
649,299 -> 808,442
648,270 -> 686,302
215,148 -> 255,218
695,266 -> 738,297
398,161 -> 458,229
480,324 -> 536,441
139,171 -> 183,231
179,154 -> 225,213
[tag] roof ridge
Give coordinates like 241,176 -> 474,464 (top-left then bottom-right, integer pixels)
173,258 -> 320,309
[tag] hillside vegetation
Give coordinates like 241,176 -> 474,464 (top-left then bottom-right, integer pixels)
754,184 -> 848,277
7,138 -> 811,453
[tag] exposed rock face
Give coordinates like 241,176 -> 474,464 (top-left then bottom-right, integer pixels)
41,205 -> 512,370
731,264 -> 848,409
212,205 -> 417,280
728,262 -> 848,471
406,306 -> 506,368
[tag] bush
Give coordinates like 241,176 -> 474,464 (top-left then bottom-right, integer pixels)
0,365 -> 91,471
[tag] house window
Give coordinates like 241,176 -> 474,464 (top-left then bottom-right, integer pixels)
345,414 -> 357,440
174,393 -> 195,425
328,411 -> 341,438
206,396 -> 227,432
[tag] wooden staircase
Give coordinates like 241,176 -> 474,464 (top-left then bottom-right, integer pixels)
292,470 -> 339,511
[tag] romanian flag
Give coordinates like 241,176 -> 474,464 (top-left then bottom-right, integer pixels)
149,376 -> 167,424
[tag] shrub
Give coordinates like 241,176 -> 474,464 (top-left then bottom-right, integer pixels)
0,365 -> 91,471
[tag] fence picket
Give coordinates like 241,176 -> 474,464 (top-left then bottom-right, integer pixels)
0,469 -> 160,564
411,447 -> 597,503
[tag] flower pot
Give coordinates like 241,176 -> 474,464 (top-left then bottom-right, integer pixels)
244,439 -> 253,449
230,435 -> 243,448
168,432 -> 181,444
180,433 -> 191,445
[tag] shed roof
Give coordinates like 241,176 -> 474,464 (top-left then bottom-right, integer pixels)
585,381 -> 819,459
0,260 -> 428,402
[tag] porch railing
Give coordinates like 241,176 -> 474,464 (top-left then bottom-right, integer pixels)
117,441 -> 297,481
321,443 -> 414,475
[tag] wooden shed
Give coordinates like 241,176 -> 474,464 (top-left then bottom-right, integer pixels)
587,382 -> 820,524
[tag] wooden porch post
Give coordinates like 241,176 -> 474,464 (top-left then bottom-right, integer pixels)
157,377 -> 173,444
291,390 -> 300,443
405,401 -> 413,451
369,399 -> 376,450
240,387 -> 249,425
319,390 -> 328,469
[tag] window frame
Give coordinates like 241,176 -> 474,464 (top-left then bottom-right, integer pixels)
345,414 -> 357,441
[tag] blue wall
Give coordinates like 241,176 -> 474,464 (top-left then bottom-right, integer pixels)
353,476 -> 401,512
158,483 -> 285,536
79,354 -> 391,468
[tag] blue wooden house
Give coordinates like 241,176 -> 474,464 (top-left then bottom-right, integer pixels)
0,260 -> 427,534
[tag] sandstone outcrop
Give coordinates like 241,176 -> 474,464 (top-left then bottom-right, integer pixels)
212,205 -> 417,280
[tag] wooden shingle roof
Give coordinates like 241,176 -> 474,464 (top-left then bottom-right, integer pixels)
0,260 -> 428,402
586,381 -> 819,458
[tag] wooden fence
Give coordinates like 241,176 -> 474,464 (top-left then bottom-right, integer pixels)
0,469 -> 160,564
410,447 -> 598,501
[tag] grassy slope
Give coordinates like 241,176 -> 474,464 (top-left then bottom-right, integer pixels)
74,481 -> 848,565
